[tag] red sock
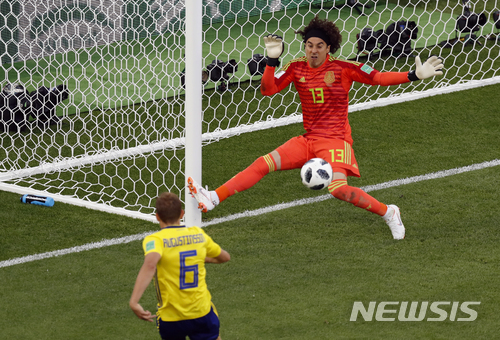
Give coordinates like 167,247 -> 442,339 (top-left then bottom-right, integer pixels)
328,179 -> 388,216
215,154 -> 277,202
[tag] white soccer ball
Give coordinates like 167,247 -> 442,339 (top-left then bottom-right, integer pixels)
300,158 -> 333,190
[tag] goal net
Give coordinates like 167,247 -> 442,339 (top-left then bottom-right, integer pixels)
1,0 -> 499,221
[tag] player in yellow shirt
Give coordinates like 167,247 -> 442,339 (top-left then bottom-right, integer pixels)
130,192 -> 231,340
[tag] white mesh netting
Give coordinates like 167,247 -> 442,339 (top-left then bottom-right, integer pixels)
0,0 -> 499,219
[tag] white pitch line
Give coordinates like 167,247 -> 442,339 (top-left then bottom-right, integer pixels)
0,232 -> 152,268
203,159 -> 500,226
1,159 -> 499,269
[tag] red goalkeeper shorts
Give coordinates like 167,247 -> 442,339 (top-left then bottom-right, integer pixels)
276,135 -> 361,177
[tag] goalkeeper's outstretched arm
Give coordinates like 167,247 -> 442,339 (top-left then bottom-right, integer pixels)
408,55 -> 444,81
373,55 -> 445,86
263,34 -> 284,67
261,34 -> 296,96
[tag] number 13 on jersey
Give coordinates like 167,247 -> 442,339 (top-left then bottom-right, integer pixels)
309,88 -> 324,104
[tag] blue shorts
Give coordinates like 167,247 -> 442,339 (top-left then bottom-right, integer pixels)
158,307 -> 220,340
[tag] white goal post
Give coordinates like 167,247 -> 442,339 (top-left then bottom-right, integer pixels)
0,0 -> 499,223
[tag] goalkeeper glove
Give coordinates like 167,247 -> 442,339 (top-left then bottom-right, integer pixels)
408,55 -> 444,81
263,34 -> 284,67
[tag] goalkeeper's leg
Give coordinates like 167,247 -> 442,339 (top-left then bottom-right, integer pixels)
188,152 -> 281,212
215,152 -> 279,202
328,169 -> 387,216
215,136 -> 308,203
189,141 -> 303,213
328,169 -> 405,239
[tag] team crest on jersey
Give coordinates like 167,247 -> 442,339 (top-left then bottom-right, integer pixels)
324,71 -> 335,86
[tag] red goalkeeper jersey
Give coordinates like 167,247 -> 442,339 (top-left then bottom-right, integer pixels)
261,55 -> 409,144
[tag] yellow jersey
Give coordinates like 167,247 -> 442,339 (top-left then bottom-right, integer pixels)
143,225 -> 222,321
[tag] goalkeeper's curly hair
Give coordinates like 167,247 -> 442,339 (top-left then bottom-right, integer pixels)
295,16 -> 342,55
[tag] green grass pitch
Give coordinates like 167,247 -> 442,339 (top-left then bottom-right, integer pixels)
1,1 -> 500,338
1,82 -> 499,339
4,0 -> 499,115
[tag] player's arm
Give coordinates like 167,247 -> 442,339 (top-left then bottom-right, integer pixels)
356,56 -> 444,86
260,34 -> 292,96
407,55 -> 444,81
129,252 -> 161,322
261,65 -> 284,95
376,55 -> 444,85
205,248 -> 231,264
263,34 -> 284,68
203,230 -> 231,264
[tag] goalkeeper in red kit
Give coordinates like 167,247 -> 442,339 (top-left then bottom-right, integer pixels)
188,16 -> 444,239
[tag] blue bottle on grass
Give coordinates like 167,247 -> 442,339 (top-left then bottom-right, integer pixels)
20,194 -> 55,207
